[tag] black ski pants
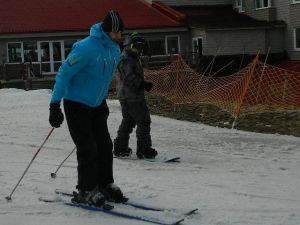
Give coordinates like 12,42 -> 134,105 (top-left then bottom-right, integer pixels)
64,99 -> 113,191
115,99 -> 152,151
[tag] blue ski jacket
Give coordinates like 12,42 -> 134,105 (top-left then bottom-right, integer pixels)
51,23 -> 121,107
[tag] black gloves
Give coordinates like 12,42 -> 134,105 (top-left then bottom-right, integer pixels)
143,81 -> 153,92
49,103 -> 64,128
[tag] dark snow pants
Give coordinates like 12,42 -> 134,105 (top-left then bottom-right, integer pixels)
63,99 -> 113,191
115,99 -> 152,150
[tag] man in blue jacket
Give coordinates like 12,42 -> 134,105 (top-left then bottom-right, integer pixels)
49,10 -> 126,207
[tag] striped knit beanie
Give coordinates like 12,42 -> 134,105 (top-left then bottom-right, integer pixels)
102,10 -> 124,32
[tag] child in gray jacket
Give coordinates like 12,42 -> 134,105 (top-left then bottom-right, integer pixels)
114,33 -> 157,159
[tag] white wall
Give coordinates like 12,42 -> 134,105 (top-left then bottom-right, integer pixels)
240,0 -> 300,60
192,28 -> 267,56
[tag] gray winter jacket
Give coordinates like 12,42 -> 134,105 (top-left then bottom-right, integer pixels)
116,49 -> 145,101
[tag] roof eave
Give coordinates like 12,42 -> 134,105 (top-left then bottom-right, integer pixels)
0,26 -> 188,39
205,24 -> 286,31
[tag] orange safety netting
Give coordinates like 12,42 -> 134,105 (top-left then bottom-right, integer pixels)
144,53 -> 300,119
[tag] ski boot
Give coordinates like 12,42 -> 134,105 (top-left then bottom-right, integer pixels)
72,187 -> 111,208
136,147 -> 157,159
99,183 -> 128,203
113,139 -> 132,157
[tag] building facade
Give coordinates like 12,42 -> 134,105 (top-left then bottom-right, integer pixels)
171,3 -> 285,65
0,0 -> 188,80
159,0 -> 299,60
233,0 -> 300,60
1,0 -> 299,83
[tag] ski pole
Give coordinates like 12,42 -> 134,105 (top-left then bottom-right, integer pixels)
6,127 -> 55,201
51,146 -> 76,178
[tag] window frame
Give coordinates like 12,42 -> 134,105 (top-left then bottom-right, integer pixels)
294,28 -> 300,51
255,0 -> 272,9
64,39 -> 77,58
23,41 -> 38,63
7,42 -> 24,63
165,35 -> 181,55
144,35 -> 181,56
37,40 -> 64,74
192,36 -> 203,64
235,0 -> 245,12
146,36 -> 166,56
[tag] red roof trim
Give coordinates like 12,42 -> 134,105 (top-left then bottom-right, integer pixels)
0,0 -> 184,34
152,1 -> 186,23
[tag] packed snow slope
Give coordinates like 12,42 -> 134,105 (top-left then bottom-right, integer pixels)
0,89 -> 300,225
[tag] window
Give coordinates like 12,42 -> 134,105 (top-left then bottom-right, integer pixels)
166,36 -> 180,54
40,42 -> 50,62
192,37 -> 203,64
144,36 -> 180,56
24,42 -> 38,62
6,40 -> 70,74
294,28 -> 300,50
235,0 -> 245,12
64,40 -> 77,58
53,42 -> 62,61
7,43 -> 22,63
52,41 -> 63,72
38,41 -> 63,73
293,0 -> 300,3
146,37 -> 165,56
255,0 -> 271,9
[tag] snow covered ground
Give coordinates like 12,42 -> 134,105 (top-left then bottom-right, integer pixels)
0,88 -> 300,225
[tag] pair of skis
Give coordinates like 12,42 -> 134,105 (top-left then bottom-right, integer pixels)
40,189 -> 197,225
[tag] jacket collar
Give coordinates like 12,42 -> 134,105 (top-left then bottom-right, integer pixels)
89,23 -> 117,47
